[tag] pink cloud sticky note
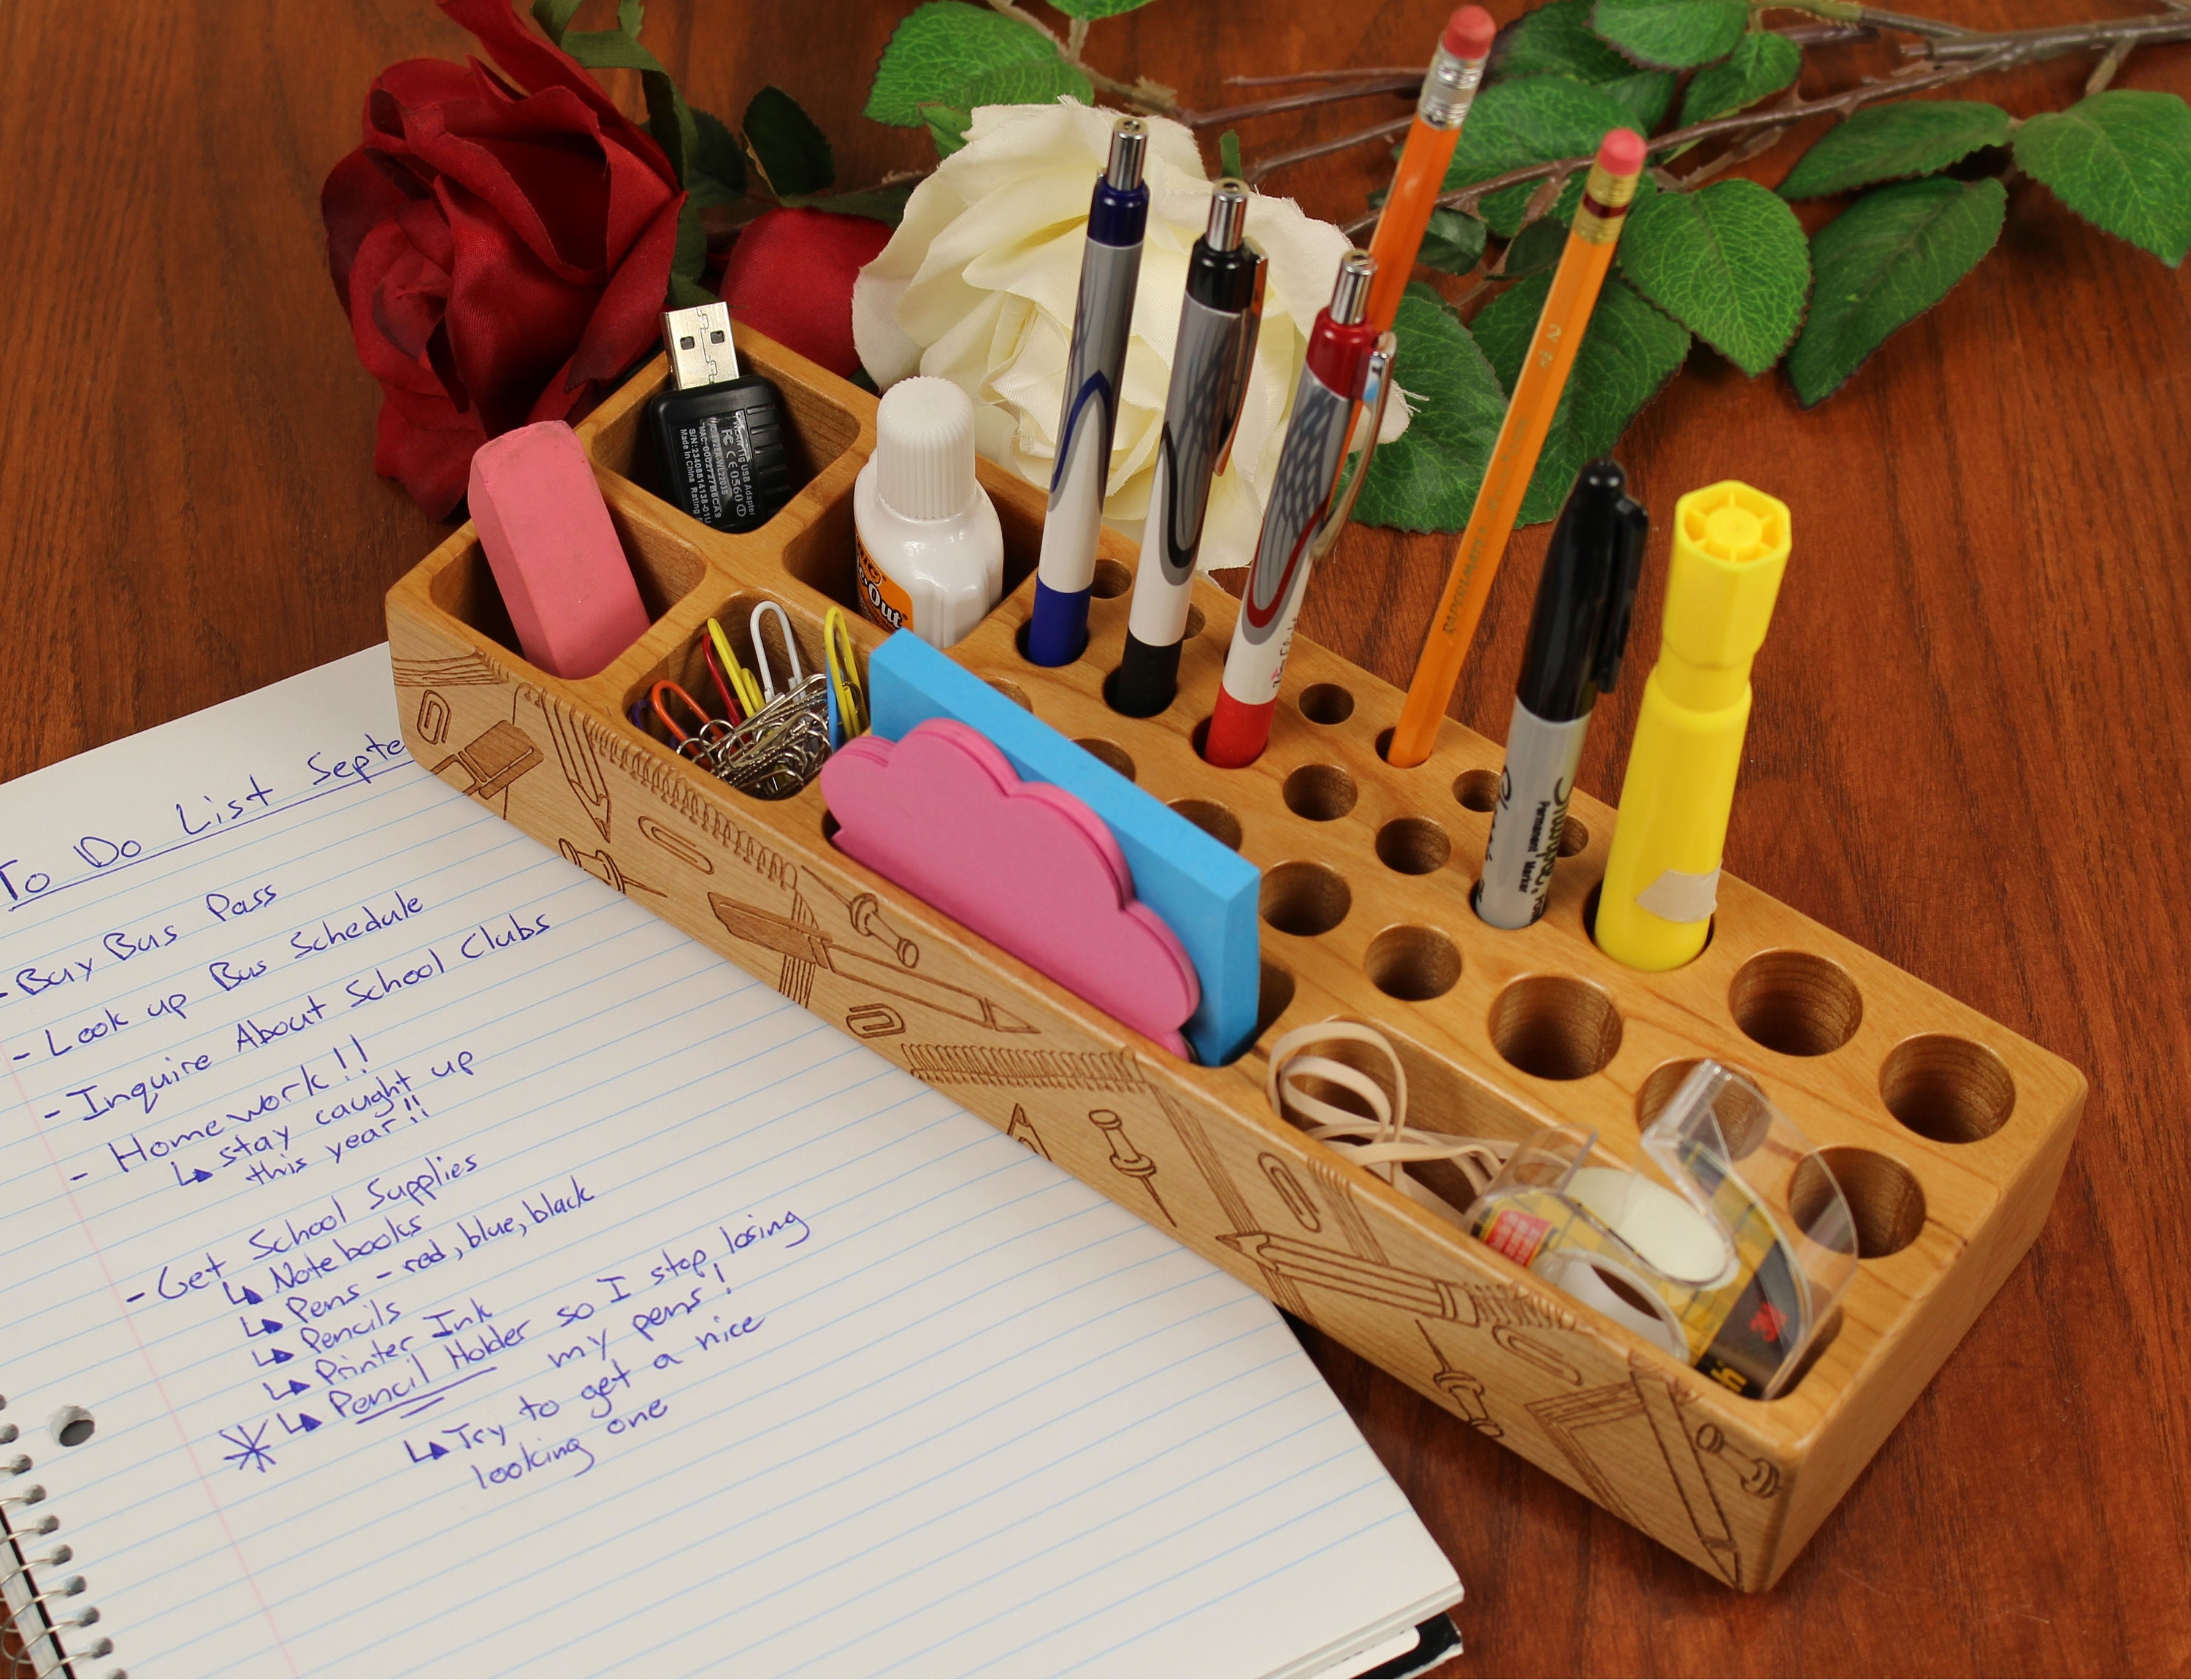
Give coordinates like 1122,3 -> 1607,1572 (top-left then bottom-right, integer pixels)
820,719 -> 1200,1058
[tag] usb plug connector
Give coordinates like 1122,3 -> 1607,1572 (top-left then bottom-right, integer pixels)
661,302 -> 740,392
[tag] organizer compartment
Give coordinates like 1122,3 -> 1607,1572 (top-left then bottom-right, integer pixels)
386,324 -> 2086,1591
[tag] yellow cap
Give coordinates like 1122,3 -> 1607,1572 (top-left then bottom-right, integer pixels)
1662,482 -> 1791,674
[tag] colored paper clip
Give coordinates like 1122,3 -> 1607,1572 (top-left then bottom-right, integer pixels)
649,681 -> 728,761
708,616 -> 765,719
823,608 -> 865,748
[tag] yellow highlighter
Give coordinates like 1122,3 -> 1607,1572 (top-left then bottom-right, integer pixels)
1594,482 -> 1791,971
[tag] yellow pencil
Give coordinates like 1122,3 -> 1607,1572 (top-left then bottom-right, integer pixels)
1387,128 -> 1648,769
1364,7 -> 1494,336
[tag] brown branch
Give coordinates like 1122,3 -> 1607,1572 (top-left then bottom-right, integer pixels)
1223,66 -> 1428,86
1246,115 -> 1414,183
2087,36 -> 2136,89
1172,76 -> 1423,130
1927,12 -> 2191,61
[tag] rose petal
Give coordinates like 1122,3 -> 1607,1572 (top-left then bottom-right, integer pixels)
375,386 -> 482,520
437,176 -> 597,435
567,188 -> 681,387
321,148 -> 415,308
346,220 -> 446,394
437,0 -> 676,184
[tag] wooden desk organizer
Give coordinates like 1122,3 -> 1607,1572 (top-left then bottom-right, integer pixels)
384,325 -> 2085,1590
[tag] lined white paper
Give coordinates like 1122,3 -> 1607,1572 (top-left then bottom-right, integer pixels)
0,649 -> 1458,1679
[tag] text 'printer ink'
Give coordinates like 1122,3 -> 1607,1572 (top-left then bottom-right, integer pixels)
647,301 -> 795,534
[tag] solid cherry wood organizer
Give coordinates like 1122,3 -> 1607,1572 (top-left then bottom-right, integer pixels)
384,325 -> 2085,1590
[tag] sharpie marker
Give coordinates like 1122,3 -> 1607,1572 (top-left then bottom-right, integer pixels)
1203,251 -> 1394,770
1113,179 -> 1264,717
1475,459 -> 1648,929
1026,117 -> 1149,668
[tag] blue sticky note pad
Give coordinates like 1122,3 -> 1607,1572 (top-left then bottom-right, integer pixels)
865,632 -> 1260,1066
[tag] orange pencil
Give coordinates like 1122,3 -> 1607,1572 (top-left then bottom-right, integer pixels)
1386,128 -> 1648,768
1364,6 -> 1495,335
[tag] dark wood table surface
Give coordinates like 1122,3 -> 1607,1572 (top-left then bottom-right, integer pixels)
3,1 -> 2186,1673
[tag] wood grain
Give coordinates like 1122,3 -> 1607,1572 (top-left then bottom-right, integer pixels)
2,0 -> 2187,1673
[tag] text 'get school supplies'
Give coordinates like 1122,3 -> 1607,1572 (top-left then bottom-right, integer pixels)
0,649 -> 1463,1677
1388,128 -> 1648,768
1026,116 -> 1148,668
1204,251 -> 1396,770
1596,481 -> 1791,970
1475,460 -> 1648,930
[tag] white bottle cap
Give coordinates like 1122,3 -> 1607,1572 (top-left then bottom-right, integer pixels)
874,377 -> 978,522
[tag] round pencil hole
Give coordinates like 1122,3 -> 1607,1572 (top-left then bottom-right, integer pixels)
1298,683 -> 1355,725
1365,925 -> 1461,1002
1184,604 -> 1207,640
1374,817 -> 1450,875
1013,619 -> 1085,667
1559,817 -> 1591,858
1794,1147 -> 1926,1259
1090,557 -> 1132,599
1074,738 -> 1136,782
1169,798 -> 1243,850
1453,768 -> 1500,813
1879,1034 -> 2016,1143
1634,1059 -> 1772,1156
1730,950 -> 1863,1056
1255,956 -> 1297,1038
1489,974 -> 1624,1080
1282,764 -> 1357,822
987,679 -> 1033,711
1261,862 -> 1351,936
48,1408 -> 93,1448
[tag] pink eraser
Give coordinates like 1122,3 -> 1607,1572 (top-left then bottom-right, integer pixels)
467,421 -> 651,679
1445,6 -> 1496,59
1597,127 -> 1647,177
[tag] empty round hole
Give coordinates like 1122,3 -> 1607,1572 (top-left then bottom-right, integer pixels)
1261,861 -> 1352,936
1729,950 -> 1863,1056
1453,768 -> 1500,812
1634,1058 -> 1772,1155
1090,557 -> 1132,599
1374,817 -> 1450,875
1256,957 -> 1297,1037
1792,1146 -> 1926,1259
1169,798 -> 1243,849
1282,764 -> 1357,821
1559,817 -> 1591,858
1299,684 -> 1355,725
1489,974 -> 1624,1080
1365,925 -> 1461,1002
1184,604 -> 1207,640
1880,1034 -> 2016,1143
1074,737 -> 1135,781
48,1407 -> 93,1448
987,678 -> 1033,711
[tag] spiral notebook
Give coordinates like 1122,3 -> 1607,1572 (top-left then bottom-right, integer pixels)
0,648 -> 1461,1679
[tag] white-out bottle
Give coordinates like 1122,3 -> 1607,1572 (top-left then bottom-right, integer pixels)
852,377 -> 1003,649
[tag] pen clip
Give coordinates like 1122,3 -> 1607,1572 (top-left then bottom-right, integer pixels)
1212,245 -> 1267,480
1591,495 -> 1651,694
1311,332 -> 1398,563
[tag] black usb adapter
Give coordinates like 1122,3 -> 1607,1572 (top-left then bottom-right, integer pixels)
647,302 -> 795,534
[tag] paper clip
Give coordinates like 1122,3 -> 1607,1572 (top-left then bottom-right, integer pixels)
649,681 -> 719,757
700,631 -> 743,725
708,616 -> 765,719
823,608 -> 865,748
749,601 -> 807,703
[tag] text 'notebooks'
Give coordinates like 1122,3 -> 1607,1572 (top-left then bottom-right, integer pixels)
0,649 -> 1459,1679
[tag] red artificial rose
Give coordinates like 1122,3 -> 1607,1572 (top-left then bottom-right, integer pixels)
719,207 -> 893,381
321,0 -> 683,517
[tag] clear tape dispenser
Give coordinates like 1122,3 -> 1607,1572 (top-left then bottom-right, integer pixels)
1465,1061 -> 1859,1398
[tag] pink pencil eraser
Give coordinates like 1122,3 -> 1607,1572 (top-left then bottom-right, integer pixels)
1445,6 -> 1496,60
467,421 -> 651,679
1597,127 -> 1647,177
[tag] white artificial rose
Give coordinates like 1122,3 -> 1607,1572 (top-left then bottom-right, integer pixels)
852,99 -> 1408,575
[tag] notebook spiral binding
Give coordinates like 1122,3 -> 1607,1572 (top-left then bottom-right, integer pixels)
0,1399 -> 121,1679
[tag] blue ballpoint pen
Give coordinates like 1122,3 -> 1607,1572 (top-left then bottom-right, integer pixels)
1025,116 -> 1148,667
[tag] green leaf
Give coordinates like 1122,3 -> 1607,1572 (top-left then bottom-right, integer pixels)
922,104 -> 973,156
1501,213 -> 1569,277
1218,128 -> 1244,180
1444,75 -> 1642,236
864,0 -> 1052,126
1589,0 -> 1748,69
687,107 -> 747,206
1354,286 -> 1512,531
559,24 -> 666,72
1049,0 -> 1159,13
1472,272 -> 1691,522
558,20 -> 696,186
1778,100 -> 2011,199
942,54 -> 1094,110
1786,175 -> 2004,405
743,85 -> 834,196
1618,178 -> 1809,375
1418,207 -> 1488,273
1494,4 -> 1675,134
779,182 -> 918,227
667,202 -> 712,309
1680,30 -> 1801,126
2015,90 -> 2191,267
530,0 -> 584,45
